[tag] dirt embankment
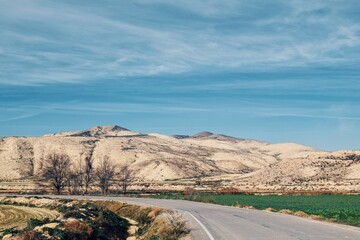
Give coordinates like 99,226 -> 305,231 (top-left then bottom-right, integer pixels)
0,197 -> 189,240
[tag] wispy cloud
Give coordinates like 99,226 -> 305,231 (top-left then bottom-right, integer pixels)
0,112 -> 41,123
4,99 -> 359,124
0,101 -> 210,120
0,0 -> 359,85
1,0 -> 360,150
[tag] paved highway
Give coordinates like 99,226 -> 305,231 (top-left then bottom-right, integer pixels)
10,195 -> 360,239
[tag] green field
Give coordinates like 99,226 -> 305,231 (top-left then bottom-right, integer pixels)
149,194 -> 360,227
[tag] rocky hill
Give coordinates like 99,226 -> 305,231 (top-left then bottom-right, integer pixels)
0,125 -> 359,192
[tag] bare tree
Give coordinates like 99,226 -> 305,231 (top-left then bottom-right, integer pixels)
83,155 -> 94,194
70,154 -> 94,195
38,153 -> 71,194
118,163 -> 132,194
67,171 -> 80,195
95,156 -> 117,195
66,157 -> 83,195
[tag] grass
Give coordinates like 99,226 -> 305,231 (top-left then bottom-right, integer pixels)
55,201 -> 130,240
96,201 -> 189,240
0,199 -> 129,240
148,193 -> 360,227
1,197 -> 190,240
0,204 -> 58,232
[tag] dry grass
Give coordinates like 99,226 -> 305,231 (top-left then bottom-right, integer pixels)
97,201 -> 164,224
216,187 -> 241,194
264,207 -> 276,212
309,214 -> 324,220
0,197 -> 189,240
63,220 -> 93,237
140,212 -> 189,240
233,204 -> 255,209
18,230 -> 39,240
293,211 -> 309,218
97,201 -> 189,240
0,205 -> 59,230
279,209 -> 293,215
277,209 -> 326,222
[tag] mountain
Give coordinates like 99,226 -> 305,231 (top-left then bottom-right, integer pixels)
0,125 -> 359,193
47,125 -> 136,137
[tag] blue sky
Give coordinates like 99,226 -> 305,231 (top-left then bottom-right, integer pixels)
1,0 -> 360,151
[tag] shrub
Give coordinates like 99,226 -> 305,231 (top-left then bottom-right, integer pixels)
90,209 -> 129,239
43,227 -> 66,239
19,230 -> 40,240
27,218 -> 51,228
183,187 -> 197,195
217,187 -> 240,194
150,235 -> 161,240
279,209 -> 293,215
293,211 -> 309,218
97,201 -> 189,240
63,210 -> 86,219
203,197 -> 215,203
264,207 -> 275,212
164,213 -> 189,239
136,209 -> 152,225
2,227 -> 18,236
63,220 -> 93,237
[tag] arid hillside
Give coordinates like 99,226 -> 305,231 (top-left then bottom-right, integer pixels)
0,125 -> 359,192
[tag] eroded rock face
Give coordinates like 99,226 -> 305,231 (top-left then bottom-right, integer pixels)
0,125 -> 359,192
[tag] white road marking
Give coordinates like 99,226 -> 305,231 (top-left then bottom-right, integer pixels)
185,211 -> 215,240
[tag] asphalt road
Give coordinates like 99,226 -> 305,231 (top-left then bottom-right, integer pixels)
9,195 -> 360,240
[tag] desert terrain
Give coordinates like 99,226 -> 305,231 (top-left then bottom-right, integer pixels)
0,125 -> 359,193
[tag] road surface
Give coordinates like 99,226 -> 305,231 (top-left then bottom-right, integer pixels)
9,195 -> 360,239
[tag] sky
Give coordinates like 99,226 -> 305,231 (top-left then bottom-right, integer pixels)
0,0 -> 360,151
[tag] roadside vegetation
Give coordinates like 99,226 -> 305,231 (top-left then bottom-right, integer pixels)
146,191 -> 360,227
96,201 -> 189,240
0,197 -> 189,240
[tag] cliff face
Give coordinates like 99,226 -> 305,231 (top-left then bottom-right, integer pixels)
0,125 -> 359,192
